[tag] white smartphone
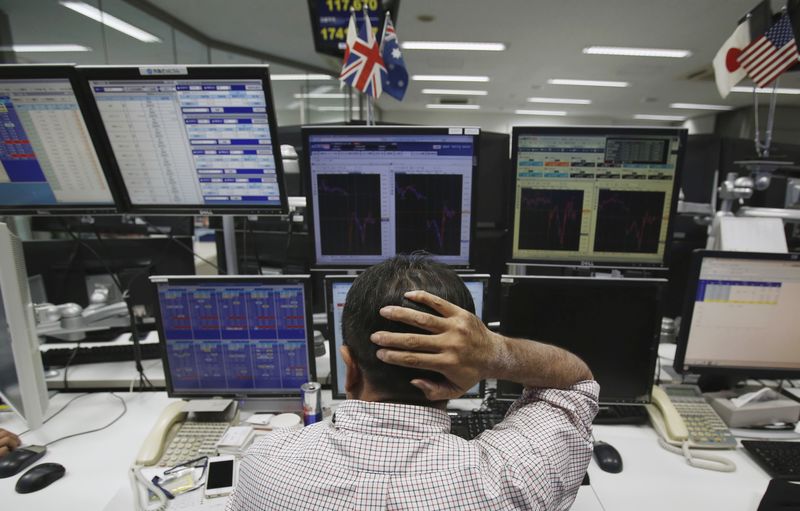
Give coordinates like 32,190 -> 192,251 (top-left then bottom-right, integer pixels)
203,455 -> 236,499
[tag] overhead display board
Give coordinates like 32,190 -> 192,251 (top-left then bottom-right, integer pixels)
307,0 -> 400,58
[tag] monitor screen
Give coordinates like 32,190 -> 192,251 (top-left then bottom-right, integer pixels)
80,66 -> 287,214
510,127 -> 685,266
675,251 -> 800,378
304,127 -> 477,266
326,274 -> 488,399
152,276 -> 314,398
0,68 -> 116,213
498,275 -> 665,403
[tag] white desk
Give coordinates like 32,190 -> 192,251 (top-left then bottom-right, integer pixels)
1,385 -> 788,511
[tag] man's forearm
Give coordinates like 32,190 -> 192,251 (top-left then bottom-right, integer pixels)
488,334 -> 593,389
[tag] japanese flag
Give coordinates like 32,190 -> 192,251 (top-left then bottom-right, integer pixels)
713,21 -> 751,98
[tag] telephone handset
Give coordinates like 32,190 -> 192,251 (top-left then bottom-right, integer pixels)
646,384 -> 737,450
136,401 -> 188,466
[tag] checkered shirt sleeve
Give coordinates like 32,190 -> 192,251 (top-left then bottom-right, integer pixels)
226,380 -> 599,511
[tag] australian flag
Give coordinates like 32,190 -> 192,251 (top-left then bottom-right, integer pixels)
339,10 -> 385,99
381,14 -> 408,101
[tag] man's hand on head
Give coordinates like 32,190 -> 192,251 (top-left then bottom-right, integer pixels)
370,290 -> 506,401
0,428 -> 20,458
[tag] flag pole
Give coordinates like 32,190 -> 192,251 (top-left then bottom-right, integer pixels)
364,6 -> 375,126
764,77 -> 779,158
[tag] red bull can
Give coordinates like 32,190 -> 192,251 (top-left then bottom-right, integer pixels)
301,382 -> 322,425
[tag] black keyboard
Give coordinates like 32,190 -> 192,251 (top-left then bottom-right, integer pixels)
448,410 -> 505,440
742,441 -> 800,480
594,404 -> 649,425
41,342 -> 163,367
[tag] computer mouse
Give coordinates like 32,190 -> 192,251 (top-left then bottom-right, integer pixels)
14,463 -> 66,494
593,441 -> 623,473
0,446 -> 47,479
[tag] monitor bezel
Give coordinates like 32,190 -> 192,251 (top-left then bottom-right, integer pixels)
75,65 -> 289,215
324,272 -> 489,400
302,125 -> 480,268
150,274 -> 316,399
507,125 -> 687,268
673,250 -> 800,379
496,274 -> 666,404
0,64 -> 123,215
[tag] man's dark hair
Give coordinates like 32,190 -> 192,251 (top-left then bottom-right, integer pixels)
341,254 -> 475,403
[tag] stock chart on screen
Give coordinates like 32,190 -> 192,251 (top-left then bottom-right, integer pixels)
306,128 -> 476,266
511,128 -> 684,266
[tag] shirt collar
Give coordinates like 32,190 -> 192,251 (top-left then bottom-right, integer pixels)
333,400 -> 451,439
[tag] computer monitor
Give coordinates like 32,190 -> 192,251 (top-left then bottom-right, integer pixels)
497,275 -> 665,404
509,126 -> 686,267
151,275 -> 315,400
325,273 -> 488,400
0,65 -> 119,214
303,126 -> 478,267
77,65 -> 288,215
0,223 -> 49,428
674,251 -> 800,379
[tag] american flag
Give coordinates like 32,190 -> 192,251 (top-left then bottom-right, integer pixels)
339,10 -> 386,98
737,13 -> 800,88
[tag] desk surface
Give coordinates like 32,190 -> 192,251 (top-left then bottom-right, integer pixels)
1,386 -> 789,511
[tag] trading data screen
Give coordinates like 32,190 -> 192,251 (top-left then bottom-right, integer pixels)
156,280 -> 311,395
308,133 -> 474,265
328,277 -> 484,397
0,79 -> 114,208
682,257 -> 800,373
512,131 -> 682,265
90,79 -> 282,208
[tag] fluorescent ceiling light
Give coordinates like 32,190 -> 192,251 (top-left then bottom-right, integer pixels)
548,78 -> 629,88
316,106 -> 361,111
402,41 -> 505,51
421,88 -> 488,96
583,46 -> 691,58
634,114 -> 686,121
59,1 -> 161,43
412,75 -> 490,82
293,93 -> 347,99
731,86 -> 800,95
515,109 -> 567,116
1,44 -> 91,52
271,74 -> 333,81
425,104 -> 481,110
527,97 -> 591,105
669,103 -> 734,111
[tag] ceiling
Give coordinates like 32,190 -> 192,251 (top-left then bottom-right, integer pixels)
3,0 -> 800,126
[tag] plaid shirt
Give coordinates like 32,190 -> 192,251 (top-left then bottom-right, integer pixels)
227,380 -> 599,511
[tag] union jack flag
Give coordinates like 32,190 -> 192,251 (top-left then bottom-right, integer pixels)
339,10 -> 386,98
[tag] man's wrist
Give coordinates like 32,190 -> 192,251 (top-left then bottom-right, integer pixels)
484,333 -> 513,381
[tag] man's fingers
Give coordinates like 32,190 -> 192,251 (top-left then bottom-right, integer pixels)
403,290 -> 461,317
379,305 -> 448,333
410,379 -> 462,401
0,435 -> 19,450
0,446 -> 8,457
376,349 -> 444,371
371,331 -> 444,352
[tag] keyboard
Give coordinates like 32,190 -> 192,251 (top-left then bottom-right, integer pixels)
41,342 -> 162,367
742,440 -> 800,480
594,404 -> 649,425
158,421 -> 230,467
448,410 -> 505,440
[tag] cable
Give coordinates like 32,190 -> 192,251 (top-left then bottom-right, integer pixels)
248,218 -> 264,276
284,211 -> 296,270
62,342 -> 82,391
18,393 -> 88,437
656,438 -> 736,472
137,217 -> 222,273
44,393 -> 128,447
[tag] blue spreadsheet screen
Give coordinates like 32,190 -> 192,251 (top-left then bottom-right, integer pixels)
157,281 -> 310,394
90,79 -> 281,207
0,79 -> 114,207
330,278 -> 484,397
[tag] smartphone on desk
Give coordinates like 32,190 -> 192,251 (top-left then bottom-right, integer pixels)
646,384 -> 737,449
204,455 -> 237,498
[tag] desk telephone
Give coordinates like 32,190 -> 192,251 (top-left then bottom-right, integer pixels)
136,401 -> 233,467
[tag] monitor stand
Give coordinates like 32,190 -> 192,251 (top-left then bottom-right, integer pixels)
696,374 -> 740,393
239,397 -> 301,414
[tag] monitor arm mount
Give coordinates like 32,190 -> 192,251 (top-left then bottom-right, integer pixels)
34,284 -> 130,342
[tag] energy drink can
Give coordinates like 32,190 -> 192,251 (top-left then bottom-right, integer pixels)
301,382 -> 322,425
